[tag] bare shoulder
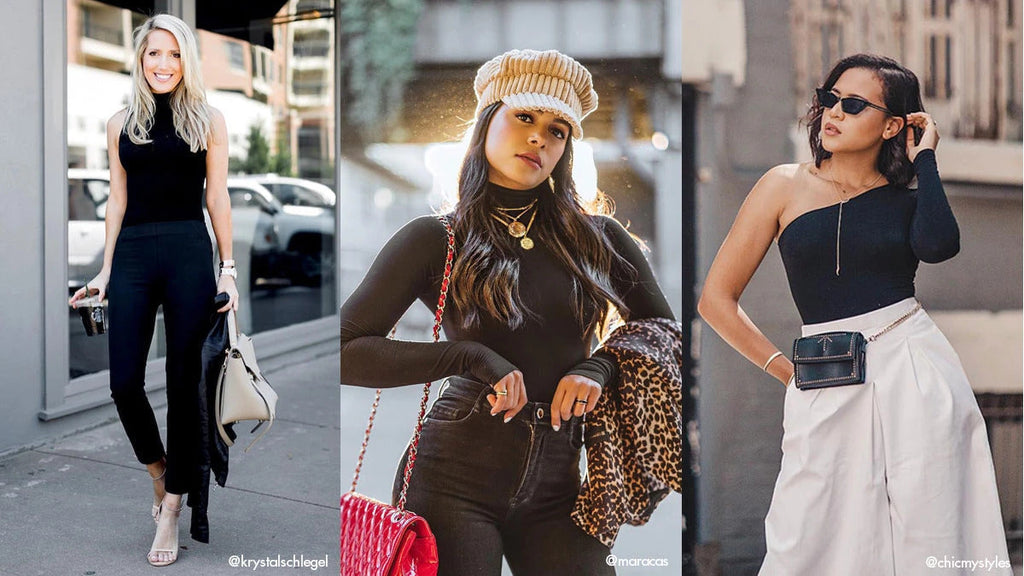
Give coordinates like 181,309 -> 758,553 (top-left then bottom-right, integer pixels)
206,105 -> 228,144
207,105 -> 225,123
106,109 -> 127,135
207,106 -> 227,130
754,163 -> 802,195
740,163 -> 803,215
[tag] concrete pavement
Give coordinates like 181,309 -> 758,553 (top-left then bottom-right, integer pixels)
0,350 -> 339,576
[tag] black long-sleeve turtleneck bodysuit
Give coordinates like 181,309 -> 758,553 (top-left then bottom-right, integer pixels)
339,182 -> 675,403
777,150 -> 959,325
118,91 -> 207,227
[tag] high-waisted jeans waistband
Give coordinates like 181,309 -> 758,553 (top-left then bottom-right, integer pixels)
437,376 -> 584,438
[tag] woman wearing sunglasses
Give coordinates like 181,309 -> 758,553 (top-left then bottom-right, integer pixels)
699,53 -> 1010,575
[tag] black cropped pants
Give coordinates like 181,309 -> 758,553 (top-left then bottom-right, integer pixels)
107,220 -> 216,495
392,377 -> 615,576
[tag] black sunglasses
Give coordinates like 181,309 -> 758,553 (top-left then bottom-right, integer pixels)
815,88 -> 894,116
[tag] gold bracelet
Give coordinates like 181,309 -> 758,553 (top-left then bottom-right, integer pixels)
762,351 -> 784,372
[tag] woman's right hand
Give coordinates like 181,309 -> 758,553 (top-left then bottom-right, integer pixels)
487,369 -> 527,423
69,270 -> 110,308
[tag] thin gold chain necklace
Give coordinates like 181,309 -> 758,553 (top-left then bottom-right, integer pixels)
490,199 -> 537,239
826,162 -> 884,276
491,207 -> 538,250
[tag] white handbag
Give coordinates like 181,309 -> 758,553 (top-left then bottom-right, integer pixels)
215,309 -> 278,451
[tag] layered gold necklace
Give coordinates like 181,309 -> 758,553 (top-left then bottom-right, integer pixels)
490,199 -> 538,250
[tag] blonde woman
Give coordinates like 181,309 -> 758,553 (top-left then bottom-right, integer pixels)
68,14 -> 236,567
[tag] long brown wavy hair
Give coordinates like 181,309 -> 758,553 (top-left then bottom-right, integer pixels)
449,102 -> 635,339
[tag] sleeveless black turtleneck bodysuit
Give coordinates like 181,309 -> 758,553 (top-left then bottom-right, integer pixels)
777,150 -> 959,325
118,92 -> 207,227
339,182 -> 675,402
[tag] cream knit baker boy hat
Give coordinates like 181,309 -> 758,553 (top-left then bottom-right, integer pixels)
474,49 -> 598,139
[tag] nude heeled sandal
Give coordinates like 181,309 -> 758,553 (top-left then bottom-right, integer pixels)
147,500 -> 182,567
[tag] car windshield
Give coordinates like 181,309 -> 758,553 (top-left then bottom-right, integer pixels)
263,183 -> 333,208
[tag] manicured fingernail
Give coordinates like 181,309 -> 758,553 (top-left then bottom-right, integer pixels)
503,416 -> 512,424
553,424 -> 560,431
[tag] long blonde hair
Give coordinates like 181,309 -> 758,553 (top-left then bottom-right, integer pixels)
124,14 -> 211,152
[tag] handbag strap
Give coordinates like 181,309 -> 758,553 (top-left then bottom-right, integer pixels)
348,214 -> 456,513
226,308 -> 239,349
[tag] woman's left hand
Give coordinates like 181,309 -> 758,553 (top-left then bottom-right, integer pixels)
905,111 -> 939,162
550,374 -> 602,431
216,275 -> 239,312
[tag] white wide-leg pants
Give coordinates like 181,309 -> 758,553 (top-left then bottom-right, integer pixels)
759,298 -> 1012,576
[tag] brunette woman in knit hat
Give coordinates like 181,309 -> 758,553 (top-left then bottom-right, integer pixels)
340,49 -> 675,574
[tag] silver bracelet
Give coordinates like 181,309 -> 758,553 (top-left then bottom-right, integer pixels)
219,267 -> 237,279
762,351 -> 784,372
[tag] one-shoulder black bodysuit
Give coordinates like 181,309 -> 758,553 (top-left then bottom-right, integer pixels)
777,150 -> 959,324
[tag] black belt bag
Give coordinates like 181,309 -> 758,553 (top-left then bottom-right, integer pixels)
792,302 -> 922,390
793,331 -> 866,389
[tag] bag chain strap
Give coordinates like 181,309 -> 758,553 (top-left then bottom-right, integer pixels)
348,215 -> 456,515
866,302 -> 922,342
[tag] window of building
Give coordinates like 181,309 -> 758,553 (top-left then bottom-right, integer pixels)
81,4 -> 123,45
64,3 -> 337,384
298,124 -> 324,170
294,29 -> 330,58
293,69 -> 326,96
227,41 -> 245,71
925,34 -> 953,99
297,0 -> 333,12
928,0 -> 953,19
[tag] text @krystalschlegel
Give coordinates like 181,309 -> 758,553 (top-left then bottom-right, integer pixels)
228,554 -> 329,571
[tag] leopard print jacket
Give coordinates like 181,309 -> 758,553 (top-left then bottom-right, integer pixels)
571,317 -> 684,548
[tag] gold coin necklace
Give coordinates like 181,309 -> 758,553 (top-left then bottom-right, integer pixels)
491,202 -> 539,250
491,199 -> 537,239
826,163 -> 884,276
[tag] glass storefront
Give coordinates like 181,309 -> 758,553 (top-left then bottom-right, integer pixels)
66,0 -> 336,379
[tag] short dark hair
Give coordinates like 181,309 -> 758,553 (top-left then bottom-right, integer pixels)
804,53 -> 924,187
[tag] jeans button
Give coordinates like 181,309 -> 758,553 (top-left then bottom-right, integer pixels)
536,407 -> 544,420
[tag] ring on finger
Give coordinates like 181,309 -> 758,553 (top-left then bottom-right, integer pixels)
495,389 -> 508,397
574,399 -> 588,406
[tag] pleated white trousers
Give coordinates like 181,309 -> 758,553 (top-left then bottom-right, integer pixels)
759,298 -> 1012,576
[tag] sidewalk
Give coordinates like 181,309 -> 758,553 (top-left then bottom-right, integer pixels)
0,350 -> 339,576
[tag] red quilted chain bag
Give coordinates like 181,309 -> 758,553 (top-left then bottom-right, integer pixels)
339,216 -> 455,576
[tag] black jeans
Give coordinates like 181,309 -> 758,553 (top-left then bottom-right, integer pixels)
392,377 -> 615,576
107,220 -> 216,495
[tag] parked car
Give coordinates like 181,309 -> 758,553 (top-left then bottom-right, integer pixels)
240,174 -> 336,208
66,170 -> 284,292
226,178 -> 335,287
223,181 -> 284,289
67,169 -> 111,290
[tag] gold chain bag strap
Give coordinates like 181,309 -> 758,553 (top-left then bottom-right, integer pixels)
339,215 -> 455,576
